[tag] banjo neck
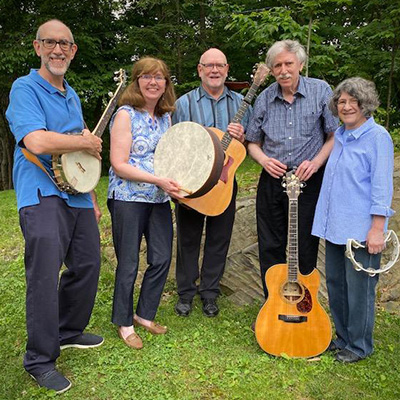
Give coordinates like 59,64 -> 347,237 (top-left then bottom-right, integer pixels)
92,69 -> 126,138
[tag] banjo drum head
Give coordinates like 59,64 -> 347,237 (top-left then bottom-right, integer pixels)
60,151 -> 102,193
154,121 -> 224,198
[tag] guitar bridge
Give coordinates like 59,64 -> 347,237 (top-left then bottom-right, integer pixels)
278,315 -> 307,323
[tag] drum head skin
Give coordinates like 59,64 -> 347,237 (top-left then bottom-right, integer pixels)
60,151 -> 101,193
154,122 -> 224,198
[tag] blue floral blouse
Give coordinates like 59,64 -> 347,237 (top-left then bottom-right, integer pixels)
107,105 -> 170,203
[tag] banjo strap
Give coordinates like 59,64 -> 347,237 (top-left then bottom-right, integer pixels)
20,148 -> 61,189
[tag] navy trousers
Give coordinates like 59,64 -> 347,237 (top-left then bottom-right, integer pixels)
19,195 -> 100,375
256,168 -> 324,298
326,240 -> 380,358
108,200 -> 172,325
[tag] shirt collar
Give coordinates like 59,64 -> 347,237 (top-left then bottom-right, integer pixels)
337,116 -> 375,142
29,69 -> 70,96
269,75 -> 306,103
197,84 -> 232,101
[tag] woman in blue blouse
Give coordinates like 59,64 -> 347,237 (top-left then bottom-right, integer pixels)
312,77 -> 394,363
108,57 -> 182,349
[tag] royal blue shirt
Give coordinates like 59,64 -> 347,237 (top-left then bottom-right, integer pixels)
246,76 -> 339,168
6,69 -> 92,210
312,117 -> 394,244
172,85 -> 251,131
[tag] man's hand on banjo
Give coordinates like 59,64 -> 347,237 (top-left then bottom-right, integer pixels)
82,129 -> 102,160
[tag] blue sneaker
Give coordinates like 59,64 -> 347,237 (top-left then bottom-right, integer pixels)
30,369 -> 71,393
60,333 -> 104,350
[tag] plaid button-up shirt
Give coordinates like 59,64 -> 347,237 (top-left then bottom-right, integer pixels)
246,76 -> 339,168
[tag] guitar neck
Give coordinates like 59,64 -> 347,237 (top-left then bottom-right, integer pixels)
288,198 -> 299,281
220,82 -> 260,151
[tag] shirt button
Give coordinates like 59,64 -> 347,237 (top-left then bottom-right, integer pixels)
289,122 -> 292,125
288,152 -> 292,156
288,137 -> 292,140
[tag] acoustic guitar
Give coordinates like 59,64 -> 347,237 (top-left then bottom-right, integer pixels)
255,171 -> 332,358
178,63 -> 270,216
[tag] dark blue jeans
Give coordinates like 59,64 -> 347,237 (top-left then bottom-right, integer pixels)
325,240 -> 380,358
20,195 -> 100,375
108,200 -> 172,325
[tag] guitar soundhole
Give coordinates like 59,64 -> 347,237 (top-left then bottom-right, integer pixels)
281,281 -> 304,303
297,288 -> 312,313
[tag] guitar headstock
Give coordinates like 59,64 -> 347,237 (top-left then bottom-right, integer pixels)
282,170 -> 304,200
252,63 -> 270,86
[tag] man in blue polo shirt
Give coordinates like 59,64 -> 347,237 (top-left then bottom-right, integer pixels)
6,19 -> 103,394
247,40 -> 339,301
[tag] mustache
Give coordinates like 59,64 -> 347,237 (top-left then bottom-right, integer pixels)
278,74 -> 291,79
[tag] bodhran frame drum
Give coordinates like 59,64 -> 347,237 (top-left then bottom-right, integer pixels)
154,122 -> 225,198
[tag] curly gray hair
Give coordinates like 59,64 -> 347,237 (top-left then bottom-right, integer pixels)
329,77 -> 380,118
265,40 -> 307,69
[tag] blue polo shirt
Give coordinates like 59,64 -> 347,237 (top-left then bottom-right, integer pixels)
6,69 -> 93,210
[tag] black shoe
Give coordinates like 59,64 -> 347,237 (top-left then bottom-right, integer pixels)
30,369 -> 71,393
175,298 -> 192,317
202,298 -> 219,317
327,340 -> 339,352
335,349 -> 363,363
60,333 -> 104,350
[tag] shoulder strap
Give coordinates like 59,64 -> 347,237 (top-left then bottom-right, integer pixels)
20,148 -> 60,189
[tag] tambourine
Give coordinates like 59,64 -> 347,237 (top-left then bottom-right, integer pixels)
345,230 -> 399,277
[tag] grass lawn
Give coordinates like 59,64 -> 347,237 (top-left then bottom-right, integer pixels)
1,157 -> 400,399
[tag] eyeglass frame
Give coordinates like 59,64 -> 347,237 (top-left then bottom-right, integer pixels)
138,74 -> 167,82
38,38 -> 75,51
199,63 -> 228,71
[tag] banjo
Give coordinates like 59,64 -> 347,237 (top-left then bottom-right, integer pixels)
22,69 -> 126,194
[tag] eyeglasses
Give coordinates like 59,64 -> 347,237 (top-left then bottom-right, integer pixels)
199,63 -> 227,71
139,74 -> 166,82
337,98 -> 359,107
39,38 -> 74,51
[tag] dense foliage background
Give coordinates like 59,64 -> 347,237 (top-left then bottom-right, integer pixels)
1,0 -> 399,190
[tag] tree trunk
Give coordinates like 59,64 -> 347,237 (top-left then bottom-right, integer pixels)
386,40 -> 397,130
175,0 -> 182,82
0,110 -> 14,191
305,15 -> 312,77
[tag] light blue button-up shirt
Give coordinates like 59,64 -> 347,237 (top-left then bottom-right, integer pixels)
312,116 -> 394,244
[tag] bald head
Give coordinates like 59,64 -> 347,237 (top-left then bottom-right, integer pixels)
199,48 -> 227,65
36,19 -> 74,43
